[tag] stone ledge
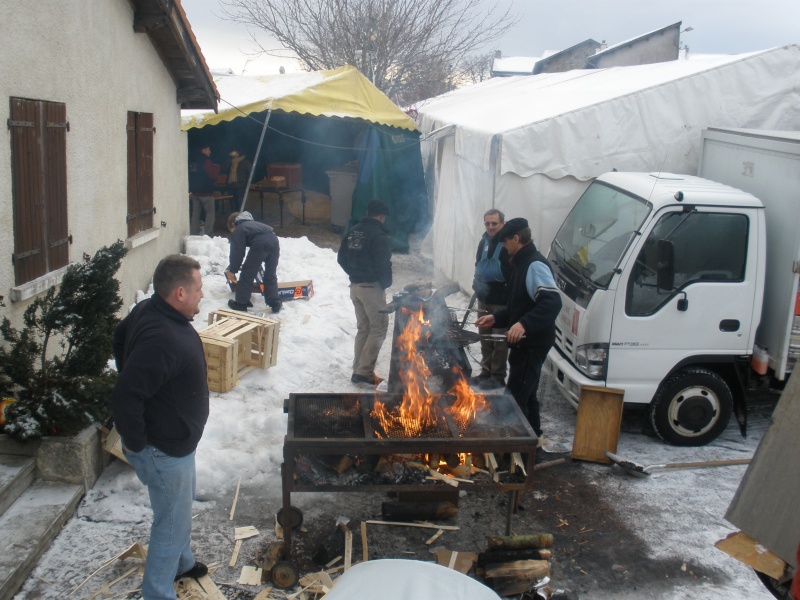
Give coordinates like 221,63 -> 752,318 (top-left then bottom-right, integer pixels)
0,425 -> 110,491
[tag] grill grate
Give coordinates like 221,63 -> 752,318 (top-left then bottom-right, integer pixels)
294,394 -> 364,439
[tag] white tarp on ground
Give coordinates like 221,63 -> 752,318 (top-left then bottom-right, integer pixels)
416,45 -> 800,292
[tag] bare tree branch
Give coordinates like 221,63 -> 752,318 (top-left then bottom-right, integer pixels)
220,0 -> 519,104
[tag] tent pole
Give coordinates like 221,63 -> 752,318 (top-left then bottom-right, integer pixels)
240,109 -> 272,213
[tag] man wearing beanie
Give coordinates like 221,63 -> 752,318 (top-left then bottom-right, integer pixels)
475,218 -> 561,438
337,199 -> 393,385
225,211 -> 282,313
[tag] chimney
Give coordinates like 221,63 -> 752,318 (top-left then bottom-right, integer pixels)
495,50 -> 502,59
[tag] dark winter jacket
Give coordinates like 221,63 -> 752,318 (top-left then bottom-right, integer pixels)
493,242 -> 562,354
337,216 -> 392,289
188,151 -> 219,195
111,294 -> 209,457
473,232 -> 512,305
226,218 -> 280,275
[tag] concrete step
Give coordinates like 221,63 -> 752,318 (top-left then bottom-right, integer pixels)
0,480 -> 84,600
0,454 -> 36,516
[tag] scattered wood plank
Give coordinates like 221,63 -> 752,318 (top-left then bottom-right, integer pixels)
425,529 -> 445,545
176,575 -> 227,600
426,469 -> 459,487
68,542 -> 147,598
715,531 -> 787,579
511,452 -> 527,476
229,478 -> 242,520
434,548 -> 478,574
235,526 -> 260,540
344,529 -> 353,571
365,520 -> 459,531
237,566 -> 263,586
361,521 -> 369,562
533,458 -> 568,472
230,539 -> 243,567
253,588 -> 273,600
325,556 -> 343,569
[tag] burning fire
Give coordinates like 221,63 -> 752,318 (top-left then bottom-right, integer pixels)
372,306 -> 489,437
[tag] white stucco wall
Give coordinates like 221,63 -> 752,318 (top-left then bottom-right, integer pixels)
0,0 -> 192,325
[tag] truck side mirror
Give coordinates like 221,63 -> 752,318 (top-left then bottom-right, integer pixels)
656,240 -> 675,291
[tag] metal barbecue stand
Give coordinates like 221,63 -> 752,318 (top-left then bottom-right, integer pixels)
280,392 -> 538,555
278,284 -> 538,583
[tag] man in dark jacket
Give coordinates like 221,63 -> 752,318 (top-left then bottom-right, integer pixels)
188,145 -> 220,235
112,254 -> 210,598
225,211 -> 282,313
337,199 -> 392,385
472,209 -> 512,390
475,218 -> 562,437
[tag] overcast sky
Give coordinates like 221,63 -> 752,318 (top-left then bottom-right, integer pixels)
184,0 -> 800,75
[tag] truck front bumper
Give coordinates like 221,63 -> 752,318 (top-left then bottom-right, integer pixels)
545,347 -> 604,408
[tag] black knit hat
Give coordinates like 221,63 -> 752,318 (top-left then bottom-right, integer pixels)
497,217 -> 528,240
366,199 -> 390,216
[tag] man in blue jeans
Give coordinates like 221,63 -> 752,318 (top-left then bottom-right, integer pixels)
112,255 -> 210,599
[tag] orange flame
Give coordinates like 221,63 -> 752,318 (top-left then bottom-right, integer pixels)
371,306 -> 489,437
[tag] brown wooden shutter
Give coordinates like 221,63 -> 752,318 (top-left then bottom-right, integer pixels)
9,97 -> 68,285
126,111 -> 154,237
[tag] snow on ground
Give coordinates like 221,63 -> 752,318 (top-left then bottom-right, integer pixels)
14,233 -> 774,599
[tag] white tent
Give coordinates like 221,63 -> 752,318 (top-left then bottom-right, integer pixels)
417,45 -> 800,292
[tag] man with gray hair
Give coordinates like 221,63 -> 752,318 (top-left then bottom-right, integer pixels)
472,208 -> 511,390
112,255 -> 209,598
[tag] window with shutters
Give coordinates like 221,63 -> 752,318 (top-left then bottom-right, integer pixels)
126,111 -> 155,237
9,97 -> 70,286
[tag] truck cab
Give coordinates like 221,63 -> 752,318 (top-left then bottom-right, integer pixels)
545,172 -> 766,446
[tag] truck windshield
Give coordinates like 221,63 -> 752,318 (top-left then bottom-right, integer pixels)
550,182 -> 650,289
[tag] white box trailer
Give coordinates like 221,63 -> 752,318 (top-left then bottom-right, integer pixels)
699,128 -> 800,380
544,128 -> 800,446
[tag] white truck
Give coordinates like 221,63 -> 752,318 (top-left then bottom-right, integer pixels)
544,128 -> 800,446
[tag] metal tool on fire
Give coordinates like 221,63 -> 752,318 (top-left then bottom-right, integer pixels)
604,450 -> 751,478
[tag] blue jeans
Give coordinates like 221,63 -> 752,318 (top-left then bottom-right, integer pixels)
123,446 -> 197,600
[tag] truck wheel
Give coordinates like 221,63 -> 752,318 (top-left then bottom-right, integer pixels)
649,367 -> 733,446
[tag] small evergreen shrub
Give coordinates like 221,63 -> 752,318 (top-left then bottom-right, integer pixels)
0,241 -> 128,440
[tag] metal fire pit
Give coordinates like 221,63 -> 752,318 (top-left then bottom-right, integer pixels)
280,392 -> 539,554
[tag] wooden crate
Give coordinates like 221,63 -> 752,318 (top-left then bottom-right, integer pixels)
200,310 -> 280,392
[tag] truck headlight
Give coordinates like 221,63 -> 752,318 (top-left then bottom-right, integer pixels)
575,343 -> 608,379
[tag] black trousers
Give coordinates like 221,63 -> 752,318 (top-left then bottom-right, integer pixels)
506,346 -> 547,437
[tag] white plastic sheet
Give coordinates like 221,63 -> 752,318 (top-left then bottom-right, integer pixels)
323,559 -> 501,600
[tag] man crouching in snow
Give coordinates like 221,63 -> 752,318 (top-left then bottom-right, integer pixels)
225,211 -> 282,313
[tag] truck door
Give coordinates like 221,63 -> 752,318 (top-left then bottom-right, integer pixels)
606,207 -> 759,404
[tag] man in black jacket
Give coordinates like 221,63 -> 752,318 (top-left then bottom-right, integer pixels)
472,209 -> 512,390
112,255 -> 210,598
475,218 -> 562,437
337,199 -> 392,385
225,211 -> 282,313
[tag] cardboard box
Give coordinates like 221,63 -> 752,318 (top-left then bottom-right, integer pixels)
201,311 -> 280,392
277,280 -> 314,301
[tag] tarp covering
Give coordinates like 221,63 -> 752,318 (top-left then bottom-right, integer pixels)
181,65 -> 417,131
416,45 -> 800,291
181,66 -> 428,250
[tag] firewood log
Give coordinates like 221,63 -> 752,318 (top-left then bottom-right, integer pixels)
483,559 -> 549,579
489,571 -> 550,596
477,548 -> 552,565
381,501 -> 458,522
486,534 -> 553,550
